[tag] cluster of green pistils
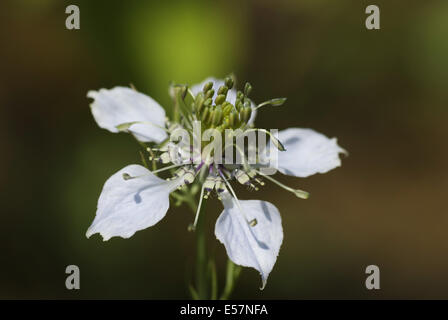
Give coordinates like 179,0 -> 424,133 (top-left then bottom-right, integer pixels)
192,77 -> 253,130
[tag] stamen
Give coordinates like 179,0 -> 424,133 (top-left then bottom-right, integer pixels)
203,175 -> 216,199
122,173 -> 147,180
151,163 -> 184,174
218,171 -> 256,227
244,128 -> 286,151
115,120 -> 169,133
254,97 -> 287,110
160,152 -> 171,164
255,170 -> 309,199
122,173 -> 134,180
235,170 -> 251,185
182,167 -> 196,185
189,184 -> 206,232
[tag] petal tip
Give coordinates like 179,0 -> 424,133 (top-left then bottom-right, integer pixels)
259,278 -> 267,291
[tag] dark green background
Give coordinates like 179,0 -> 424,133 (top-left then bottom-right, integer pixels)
1,0 -> 447,298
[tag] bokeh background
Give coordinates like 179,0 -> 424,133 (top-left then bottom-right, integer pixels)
1,0 -> 447,299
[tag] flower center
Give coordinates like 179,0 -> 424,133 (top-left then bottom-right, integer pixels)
193,76 -> 253,130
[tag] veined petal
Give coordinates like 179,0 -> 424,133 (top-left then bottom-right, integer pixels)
87,87 -> 167,143
191,77 -> 257,125
275,128 -> 347,178
215,193 -> 283,289
86,164 -> 182,241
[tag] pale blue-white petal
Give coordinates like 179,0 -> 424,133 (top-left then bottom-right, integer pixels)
215,193 -> 283,289
86,164 -> 181,241
191,77 -> 257,125
87,87 -> 167,143
276,128 -> 346,177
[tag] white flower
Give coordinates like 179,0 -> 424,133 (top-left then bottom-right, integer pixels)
86,77 -> 346,288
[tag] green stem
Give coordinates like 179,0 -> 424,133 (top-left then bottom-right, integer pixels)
195,199 -> 207,299
220,259 -> 242,300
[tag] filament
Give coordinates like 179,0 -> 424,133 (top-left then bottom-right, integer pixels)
255,170 -> 309,199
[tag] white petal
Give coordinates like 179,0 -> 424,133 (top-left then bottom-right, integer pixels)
88,87 -> 167,143
86,164 -> 181,241
275,128 -> 346,178
191,77 -> 257,125
215,193 -> 283,289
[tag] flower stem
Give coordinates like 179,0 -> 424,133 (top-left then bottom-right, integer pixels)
195,198 -> 208,299
220,259 -> 242,300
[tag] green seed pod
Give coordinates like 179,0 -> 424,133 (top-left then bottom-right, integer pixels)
203,81 -> 213,93
225,76 -> 234,89
215,94 -> 226,106
237,91 -> 244,100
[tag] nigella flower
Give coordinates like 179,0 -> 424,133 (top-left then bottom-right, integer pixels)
86,76 -> 346,289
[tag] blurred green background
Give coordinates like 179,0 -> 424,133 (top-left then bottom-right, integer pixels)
1,0 -> 448,299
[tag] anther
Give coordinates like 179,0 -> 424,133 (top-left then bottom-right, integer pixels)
194,92 -> 205,113
225,76 -> 234,89
217,85 -> 228,96
160,152 -> 171,164
240,106 -> 252,123
256,170 -> 310,199
203,81 -> 213,93
122,173 -> 134,180
201,107 -> 210,122
215,94 -> 226,106
212,106 -> 223,126
244,82 -> 252,96
182,167 -> 196,185
204,89 -> 215,100
235,170 -> 251,185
